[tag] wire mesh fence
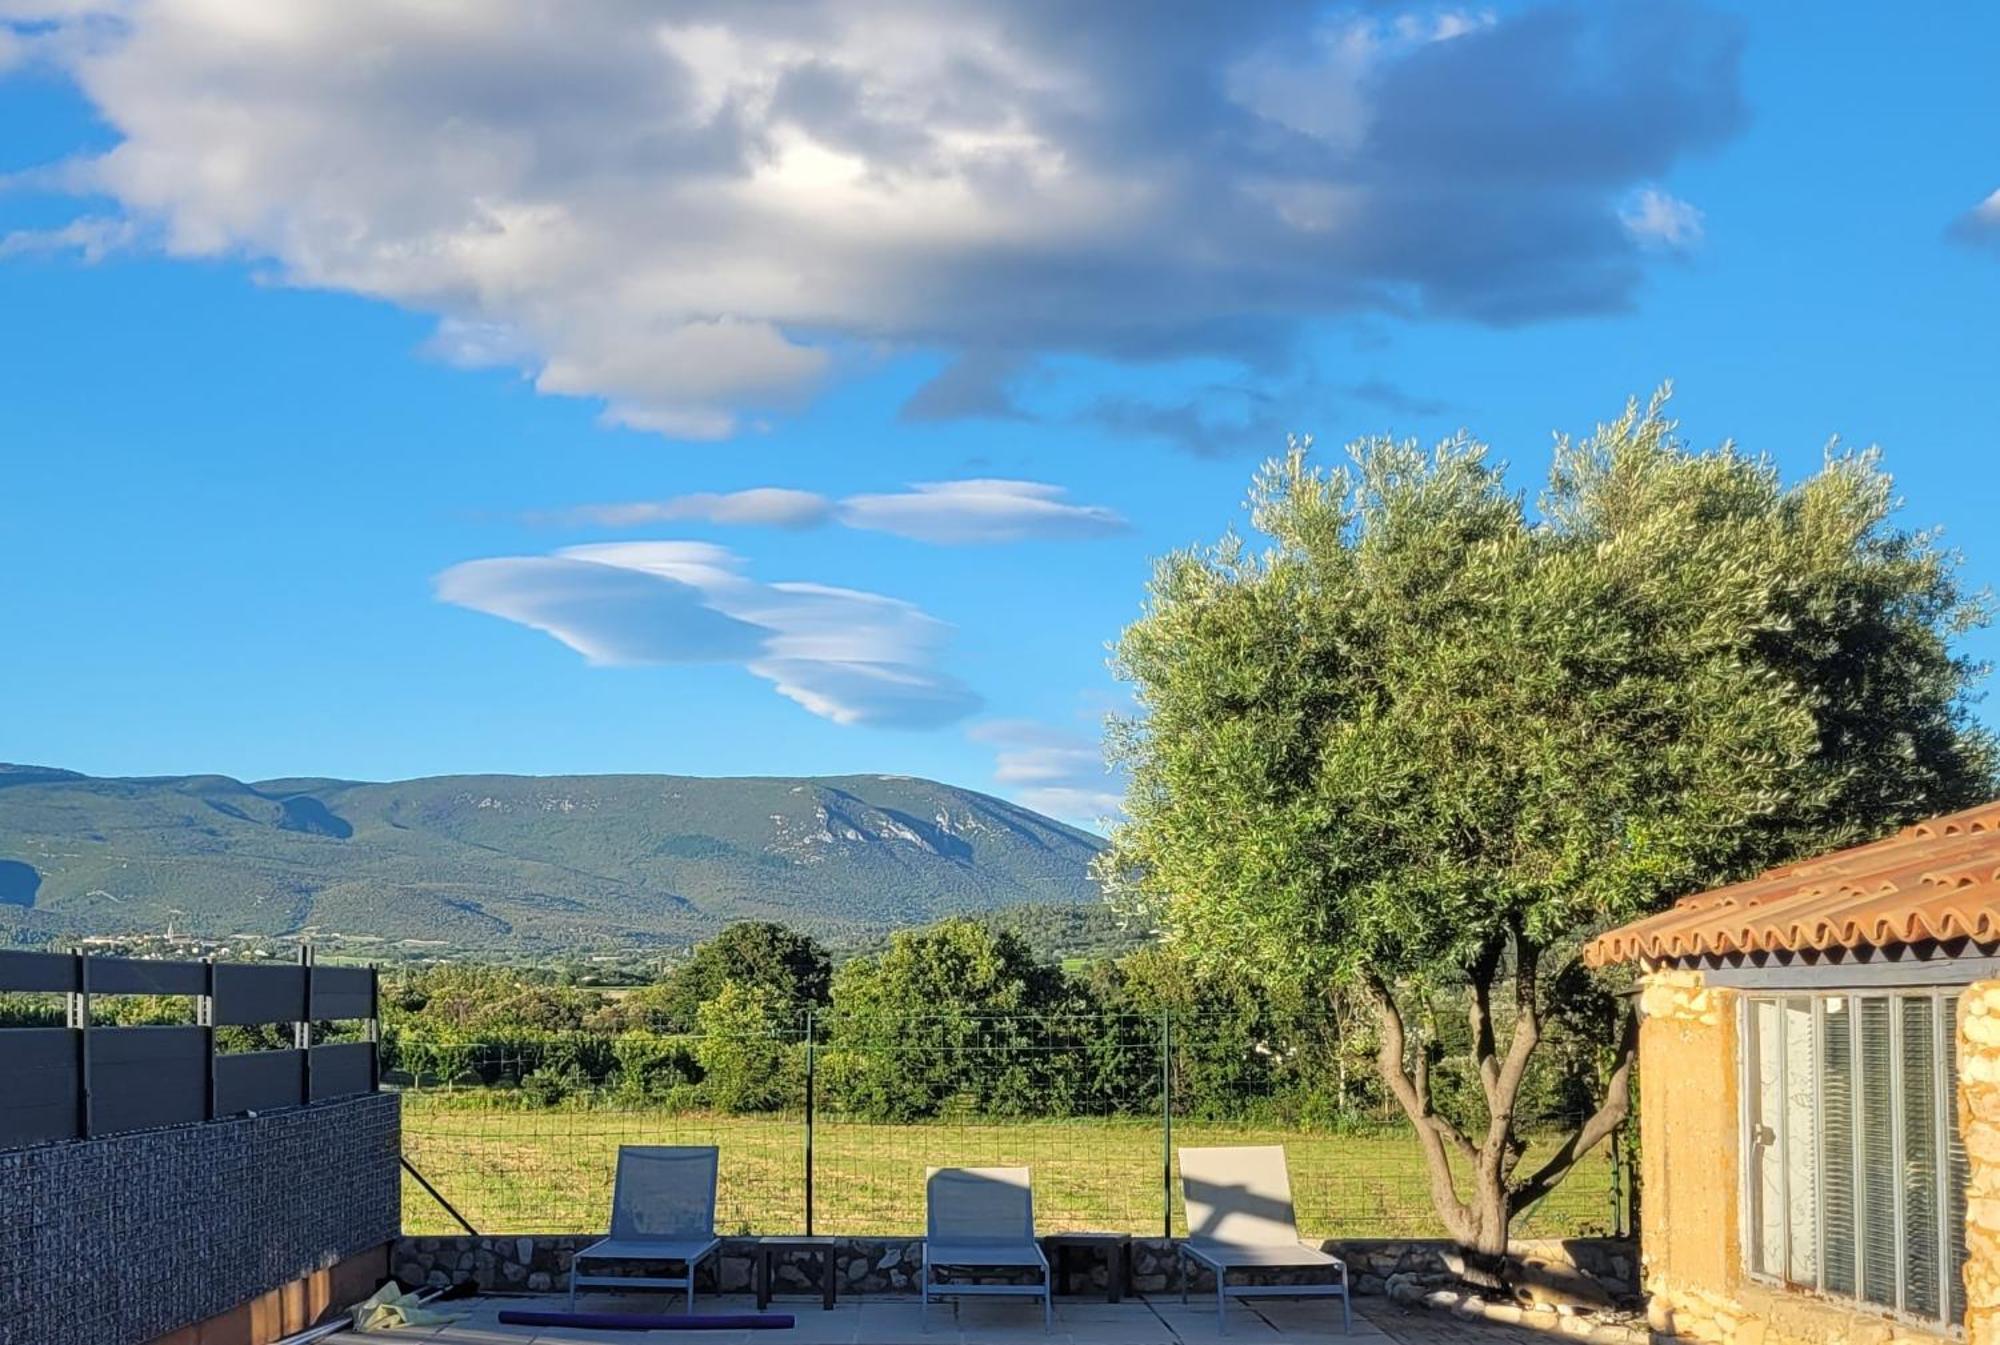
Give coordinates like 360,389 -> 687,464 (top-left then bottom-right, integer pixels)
811,1013 -> 1169,1236
388,1012 -> 1624,1240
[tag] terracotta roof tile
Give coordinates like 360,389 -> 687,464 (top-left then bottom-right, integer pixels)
1585,799 -> 2000,965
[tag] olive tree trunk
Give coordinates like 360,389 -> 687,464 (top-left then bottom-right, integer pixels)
1362,930 -> 1637,1281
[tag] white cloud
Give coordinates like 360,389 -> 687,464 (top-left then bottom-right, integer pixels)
753,652 -> 977,729
539,478 -> 1128,544
536,318 -> 830,439
1620,187 -> 1705,252
0,1 -> 106,15
0,215 -> 139,261
13,1 -> 1744,439
1950,188 -> 2000,252
968,719 -> 1124,824
544,489 -> 833,530
836,480 -> 1128,544
436,540 -> 979,729
432,552 -> 767,666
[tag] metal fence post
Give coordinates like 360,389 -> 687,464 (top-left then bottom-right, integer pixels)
367,963 -> 382,1092
200,957 -> 216,1121
71,948 -> 94,1140
296,943 -> 314,1106
1604,1119 -> 1621,1235
804,1007 -> 817,1236
1616,1120 -> 1639,1238
1161,1008 -> 1173,1240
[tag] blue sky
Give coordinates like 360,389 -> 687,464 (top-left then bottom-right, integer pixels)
2,2 -> 1998,828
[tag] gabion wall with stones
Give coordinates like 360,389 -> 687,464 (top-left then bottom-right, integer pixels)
0,1091 -> 400,1345
391,1233 -> 1636,1301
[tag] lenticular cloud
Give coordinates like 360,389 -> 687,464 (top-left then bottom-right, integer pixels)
836,481 -> 1129,544
435,542 -> 981,729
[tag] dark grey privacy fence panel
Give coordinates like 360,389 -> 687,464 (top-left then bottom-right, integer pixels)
310,966 -> 375,1021
215,1048 -> 306,1116
89,958 -> 208,996
310,1041 -> 376,1101
89,1026 -> 207,1134
211,962 -> 308,1026
0,949 -> 80,992
0,1028 -> 80,1146
0,948 -> 378,1147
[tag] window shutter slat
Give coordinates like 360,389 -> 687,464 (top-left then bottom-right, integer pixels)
1948,994 -> 1970,1328
1783,998 -> 1819,1285
1819,997 -> 1856,1297
1901,997 -> 1942,1321
1858,996 -> 1899,1309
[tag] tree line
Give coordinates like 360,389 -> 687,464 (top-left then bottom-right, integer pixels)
379,915 -> 1610,1129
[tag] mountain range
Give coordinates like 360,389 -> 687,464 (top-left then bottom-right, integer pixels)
0,765 -> 1107,955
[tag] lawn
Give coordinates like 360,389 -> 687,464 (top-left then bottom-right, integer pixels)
399,1094 -> 1615,1240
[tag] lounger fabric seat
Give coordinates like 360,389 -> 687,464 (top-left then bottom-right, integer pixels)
921,1166 -> 1052,1332
1178,1145 -> 1350,1334
569,1145 -> 724,1313
570,1236 -> 722,1265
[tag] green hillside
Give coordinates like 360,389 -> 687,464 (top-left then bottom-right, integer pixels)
0,765 -> 1107,954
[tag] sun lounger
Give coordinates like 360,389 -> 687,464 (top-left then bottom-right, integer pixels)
1178,1145 -> 1350,1333
568,1145 -> 724,1313
922,1166 -> 1052,1332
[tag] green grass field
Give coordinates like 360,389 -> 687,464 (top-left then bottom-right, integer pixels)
400,1095 -> 1615,1240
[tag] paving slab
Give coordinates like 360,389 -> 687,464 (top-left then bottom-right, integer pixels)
1354,1299 -> 1558,1345
396,1293 -> 1558,1345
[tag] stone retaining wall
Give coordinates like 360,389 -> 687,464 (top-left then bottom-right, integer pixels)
390,1234 -> 1635,1300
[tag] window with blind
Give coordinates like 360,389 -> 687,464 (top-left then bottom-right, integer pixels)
1741,991 -> 1970,1328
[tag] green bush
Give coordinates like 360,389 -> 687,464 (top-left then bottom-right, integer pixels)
611,1031 -> 701,1099
519,1065 -> 588,1107
694,981 -> 791,1112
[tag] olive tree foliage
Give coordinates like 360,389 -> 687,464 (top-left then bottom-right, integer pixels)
1099,394 -> 1995,1257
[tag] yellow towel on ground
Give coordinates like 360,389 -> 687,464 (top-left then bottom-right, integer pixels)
349,1281 -> 465,1332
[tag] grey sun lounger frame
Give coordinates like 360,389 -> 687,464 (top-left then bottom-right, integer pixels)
921,1166 -> 1052,1332
1178,1145 -> 1351,1334
568,1145 -> 724,1313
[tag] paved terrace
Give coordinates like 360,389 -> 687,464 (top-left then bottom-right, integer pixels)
352,1293 -> 1545,1345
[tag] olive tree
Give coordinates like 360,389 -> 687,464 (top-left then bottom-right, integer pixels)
1100,394 -> 1994,1264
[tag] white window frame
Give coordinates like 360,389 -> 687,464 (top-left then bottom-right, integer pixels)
1736,987 -> 1966,1332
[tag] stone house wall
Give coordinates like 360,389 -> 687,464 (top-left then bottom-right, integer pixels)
1959,981 -> 2000,1345
1636,968 -> 1977,1345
